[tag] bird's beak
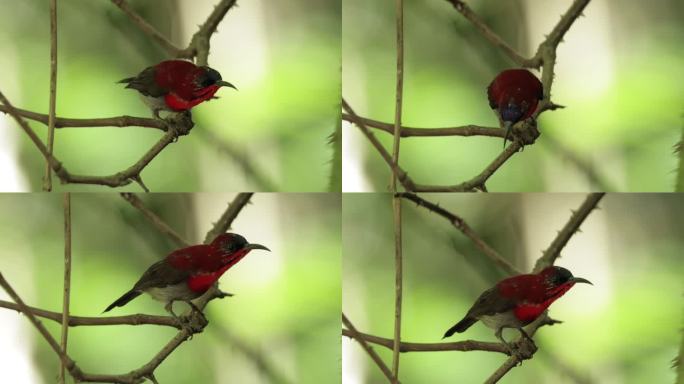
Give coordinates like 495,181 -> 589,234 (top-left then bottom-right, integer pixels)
570,277 -> 592,285
216,80 -> 237,90
244,243 -> 270,252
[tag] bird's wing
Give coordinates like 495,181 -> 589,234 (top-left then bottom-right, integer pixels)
119,66 -> 168,97
132,258 -> 191,290
465,286 -> 516,318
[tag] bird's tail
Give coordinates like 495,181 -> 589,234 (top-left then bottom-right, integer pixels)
442,316 -> 477,339
103,289 -> 141,313
117,77 -> 134,85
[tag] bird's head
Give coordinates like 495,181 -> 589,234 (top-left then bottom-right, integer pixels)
211,233 -> 270,260
195,66 -> 237,92
540,266 -> 592,298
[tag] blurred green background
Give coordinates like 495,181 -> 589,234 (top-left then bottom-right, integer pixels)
342,0 -> 684,192
343,193 -> 683,383
0,192 -> 341,383
0,0 -> 341,192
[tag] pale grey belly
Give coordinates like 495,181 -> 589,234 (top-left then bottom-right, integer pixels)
480,311 -> 524,330
145,282 -> 196,302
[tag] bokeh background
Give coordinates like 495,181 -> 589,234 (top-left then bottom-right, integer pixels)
0,0 -> 341,192
0,192 -> 341,384
343,193 -> 683,383
343,0 -> 684,192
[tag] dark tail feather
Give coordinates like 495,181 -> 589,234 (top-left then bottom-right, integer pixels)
117,77 -> 134,84
443,316 -> 477,339
103,289 -> 141,313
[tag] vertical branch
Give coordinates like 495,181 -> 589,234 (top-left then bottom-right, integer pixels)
44,0 -> 58,191
390,0 -> 405,380
59,192 -> 72,383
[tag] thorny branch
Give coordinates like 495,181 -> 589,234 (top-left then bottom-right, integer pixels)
59,192 -> 71,384
44,0 -> 58,191
343,313 -> 398,383
0,193 -> 284,383
344,0 -> 591,192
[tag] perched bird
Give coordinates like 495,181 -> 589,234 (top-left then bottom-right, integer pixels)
119,60 -> 237,118
487,69 -> 543,147
443,266 -> 591,356
103,233 -> 269,318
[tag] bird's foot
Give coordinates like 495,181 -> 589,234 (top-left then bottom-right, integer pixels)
176,311 -> 208,336
511,119 -> 540,147
164,111 -> 194,139
507,339 -> 537,365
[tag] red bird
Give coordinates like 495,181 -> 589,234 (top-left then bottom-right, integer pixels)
103,233 -> 269,318
119,60 -> 237,118
443,266 -> 591,357
487,69 -> 543,147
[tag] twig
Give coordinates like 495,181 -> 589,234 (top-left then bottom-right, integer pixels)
190,0 -> 238,66
203,193 -> 254,244
0,300 -> 178,328
110,0 -> 183,57
0,105 -> 166,129
44,0 -> 58,191
59,193 -> 71,384
342,328 -> 508,354
342,314 -> 398,383
390,0 -> 405,380
533,192 -> 604,272
411,142 -> 522,192
445,0 -> 539,67
0,274 -> 79,377
341,114 -> 503,138
398,192 -> 521,275
120,193 -> 190,248
342,99 -> 416,190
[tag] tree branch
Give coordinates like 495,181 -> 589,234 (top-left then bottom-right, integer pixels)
44,0 -> 58,191
110,0 -> 184,57
59,192 -> 72,384
398,192 -> 521,275
342,314 -> 398,383
120,192 -> 190,248
0,105 -> 166,129
203,193 -> 254,244
341,114 -> 503,138
390,0 -> 405,380
533,192 -> 604,272
342,328 -> 508,354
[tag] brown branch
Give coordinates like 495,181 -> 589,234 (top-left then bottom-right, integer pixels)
446,0 -> 540,68
343,328 -> 508,354
44,0 -> 58,191
0,274 -> 80,378
398,192 -> 521,275
203,193 -> 254,244
533,192 -> 604,273
0,105 -> 166,129
59,192 -> 71,384
120,193 -> 190,248
341,114 -> 503,138
342,314 -> 398,383
190,0 -> 238,66
110,0 -> 184,57
390,0 -> 405,380
342,99 -> 417,190
0,300 -> 179,328
411,141 -> 522,192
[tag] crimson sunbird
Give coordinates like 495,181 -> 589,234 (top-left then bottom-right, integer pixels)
487,69 -> 543,147
119,59 -> 237,118
443,266 -> 591,358
103,233 -> 269,318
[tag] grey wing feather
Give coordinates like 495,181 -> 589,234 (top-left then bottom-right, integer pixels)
132,259 -> 190,291
119,66 -> 168,98
465,286 -> 516,318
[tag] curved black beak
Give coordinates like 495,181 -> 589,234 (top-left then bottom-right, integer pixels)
216,80 -> 237,90
570,277 -> 592,285
244,243 -> 270,252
